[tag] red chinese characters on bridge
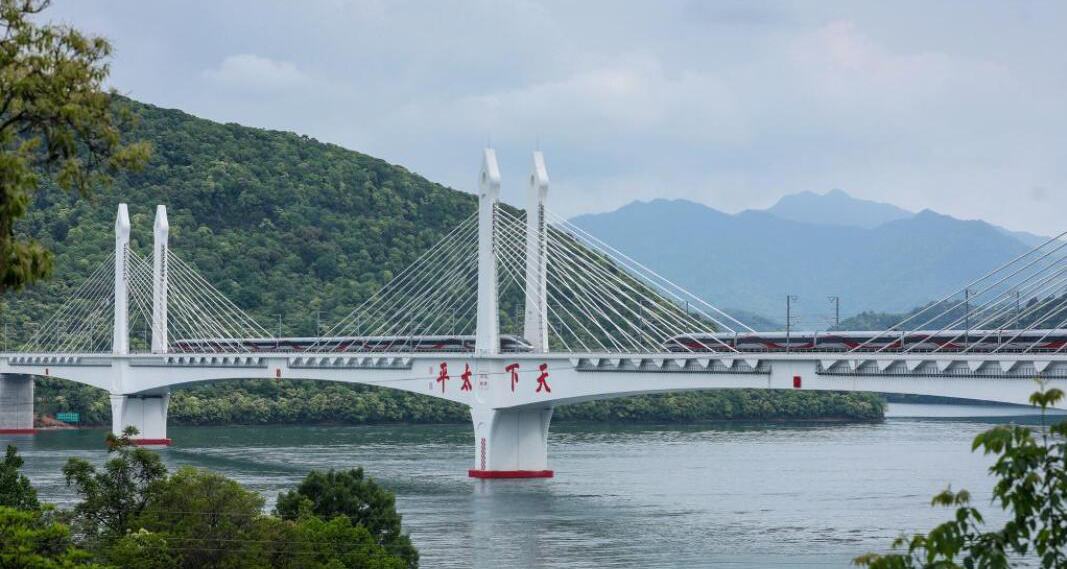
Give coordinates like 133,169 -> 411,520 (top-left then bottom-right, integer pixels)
436,362 -> 449,393
460,364 -> 473,391
506,363 -> 519,391
503,362 -> 552,394
536,363 -> 551,393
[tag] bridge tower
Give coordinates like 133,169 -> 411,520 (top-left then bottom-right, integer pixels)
523,151 -> 549,352
475,149 -> 501,355
152,205 -> 169,354
469,150 -> 554,478
109,204 -> 171,446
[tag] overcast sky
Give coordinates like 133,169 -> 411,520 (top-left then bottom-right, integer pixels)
45,1 -> 1067,234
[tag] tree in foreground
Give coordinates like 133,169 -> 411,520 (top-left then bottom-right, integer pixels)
0,444 -> 38,510
0,506 -> 107,569
276,467 -> 419,568
62,426 -> 167,542
0,0 -> 149,292
855,385 -> 1067,568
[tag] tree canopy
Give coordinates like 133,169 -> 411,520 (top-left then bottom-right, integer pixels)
0,443 -> 38,510
0,0 -> 148,292
276,468 -> 418,569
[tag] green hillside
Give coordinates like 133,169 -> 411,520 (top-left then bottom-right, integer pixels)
7,98 -> 883,425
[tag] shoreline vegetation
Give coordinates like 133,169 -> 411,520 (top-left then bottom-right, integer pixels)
34,378 -> 886,428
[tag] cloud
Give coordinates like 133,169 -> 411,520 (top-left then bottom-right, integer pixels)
43,0 -> 1067,236
203,54 -> 310,91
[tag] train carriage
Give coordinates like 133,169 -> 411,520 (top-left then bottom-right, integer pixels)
171,334 -> 533,353
664,330 -> 1067,353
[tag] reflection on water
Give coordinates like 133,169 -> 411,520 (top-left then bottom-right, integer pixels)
3,406 -> 1057,568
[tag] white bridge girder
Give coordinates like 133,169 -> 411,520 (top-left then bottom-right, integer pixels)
5,352 -> 1067,407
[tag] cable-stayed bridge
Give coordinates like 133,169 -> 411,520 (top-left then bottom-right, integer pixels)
3,149 -> 1067,478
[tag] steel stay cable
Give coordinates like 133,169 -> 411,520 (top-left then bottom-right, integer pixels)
494,227 -> 575,347
168,252 -> 273,339
544,244 -> 630,352
165,263 -> 239,352
381,255 -> 478,351
542,221 -> 732,353
48,279 -> 111,353
165,262 -> 243,348
28,251 -> 114,343
1022,306 -> 1067,354
127,253 -> 164,351
27,253 -> 115,350
350,223 -> 481,348
332,220 -> 478,343
164,262 -> 255,349
991,293 -> 1067,354
383,247 -> 478,341
128,252 -> 158,330
495,213 -> 616,352
48,264 -> 116,353
916,256 -> 1067,354
407,254 -> 480,339
532,215 -> 714,353
358,244 -> 479,351
167,255 -> 267,344
317,212 -> 478,342
491,214 -> 579,351
957,265 -> 1067,353
494,236 -> 577,352
546,213 -> 744,340
505,220 -> 627,352
856,234 -> 1067,353
519,223 -> 653,352
165,280 -> 230,353
315,214 -> 478,347
1013,295 -> 1067,354
546,209 -> 753,333
551,247 -> 671,353
891,254 -> 1067,355
924,264 -> 1067,354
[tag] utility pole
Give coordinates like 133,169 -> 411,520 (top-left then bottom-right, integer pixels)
828,296 -> 840,328
786,295 -> 798,352
1014,290 -> 1021,330
964,289 -> 973,344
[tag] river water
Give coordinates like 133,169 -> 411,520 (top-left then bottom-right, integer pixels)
3,403 -> 1059,568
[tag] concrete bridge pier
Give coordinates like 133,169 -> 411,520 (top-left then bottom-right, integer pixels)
110,390 -> 171,446
0,374 -> 35,434
469,406 -> 554,478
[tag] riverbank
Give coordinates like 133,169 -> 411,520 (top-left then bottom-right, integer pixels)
34,378 -> 886,427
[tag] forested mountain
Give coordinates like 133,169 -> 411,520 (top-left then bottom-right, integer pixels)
764,189 -> 911,229
9,98 -> 882,425
7,97 -> 476,344
572,198 -> 1033,321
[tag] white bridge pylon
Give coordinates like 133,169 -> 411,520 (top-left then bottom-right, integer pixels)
2,150 -> 1067,478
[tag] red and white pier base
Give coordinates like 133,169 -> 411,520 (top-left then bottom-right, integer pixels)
469,406 -> 554,478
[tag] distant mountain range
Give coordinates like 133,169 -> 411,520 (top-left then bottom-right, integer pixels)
571,190 -> 1043,327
